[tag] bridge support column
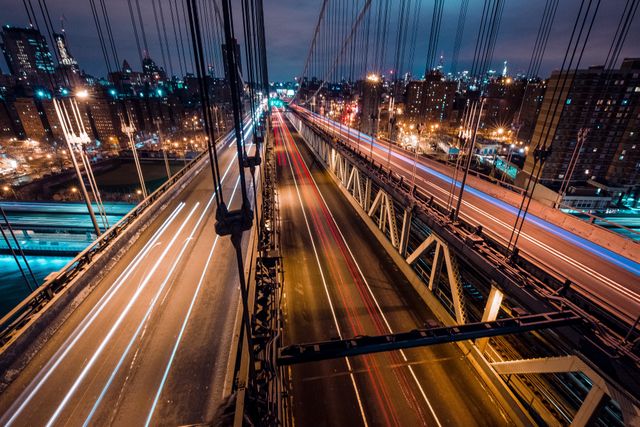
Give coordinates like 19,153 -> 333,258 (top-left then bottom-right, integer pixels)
476,284 -> 503,352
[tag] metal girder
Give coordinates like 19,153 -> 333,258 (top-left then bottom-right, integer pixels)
277,311 -> 580,366
492,355 -> 640,427
367,189 -> 399,248
406,234 -> 467,324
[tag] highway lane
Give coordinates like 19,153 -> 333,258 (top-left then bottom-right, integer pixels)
275,109 -> 512,426
0,119 -> 259,426
294,107 -> 640,323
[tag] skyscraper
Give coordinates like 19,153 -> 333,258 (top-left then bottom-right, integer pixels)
53,31 -> 78,69
359,73 -> 382,137
1,25 -> 55,88
524,58 -> 640,192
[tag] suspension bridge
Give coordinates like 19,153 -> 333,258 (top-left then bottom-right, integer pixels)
0,0 -> 639,426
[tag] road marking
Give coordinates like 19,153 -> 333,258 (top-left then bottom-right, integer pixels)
46,203 -> 200,426
285,112 -> 443,427
1,202 -> 185,426
277,111 -> 369,427
144,176 -> 243,426
83,124 -> 257,423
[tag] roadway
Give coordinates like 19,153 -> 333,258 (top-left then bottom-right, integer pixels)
0,201 -> 133,233
274,109 -> 513,426
0,119 -> 259,426
293,106 -> 640,324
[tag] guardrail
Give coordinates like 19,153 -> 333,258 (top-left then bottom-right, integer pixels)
0,128 -> 232,347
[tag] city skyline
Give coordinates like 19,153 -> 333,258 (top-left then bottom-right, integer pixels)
0,0 -> 638,81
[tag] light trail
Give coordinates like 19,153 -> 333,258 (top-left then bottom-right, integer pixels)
3,118 -> 258,426
144,175 -> 242,427
1,202 -> 185,427
280,110 -> 443,426
83,121 -> 257,424
275,110 -> 369,427
45,202 -> 201,427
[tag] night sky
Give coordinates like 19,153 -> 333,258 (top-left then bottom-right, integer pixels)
0,0 -> 638,82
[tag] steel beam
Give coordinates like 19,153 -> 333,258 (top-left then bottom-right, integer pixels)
278,311 -> 580,366
492,355 -> 640,427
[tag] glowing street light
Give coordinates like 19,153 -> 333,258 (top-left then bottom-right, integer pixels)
2,185 -> 17,199
366,73 -> 380,83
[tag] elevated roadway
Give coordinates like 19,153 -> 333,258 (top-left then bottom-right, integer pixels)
0,121 -> 259,426
275,109 -> 515,426
293,106 -> 640,325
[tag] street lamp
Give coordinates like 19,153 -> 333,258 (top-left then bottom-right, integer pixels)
2,185 -> 18,199
120,111 -> 148,198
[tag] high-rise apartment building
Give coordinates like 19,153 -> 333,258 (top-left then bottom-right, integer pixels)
1,26 -> 55,88
13,97 -> 47,141
524,58 -> 640,190
404,71 -> 456,127
359,74 -> 382,136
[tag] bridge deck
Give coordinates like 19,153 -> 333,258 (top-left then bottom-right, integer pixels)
275,110 -> 513,426
0,124 -> 257,426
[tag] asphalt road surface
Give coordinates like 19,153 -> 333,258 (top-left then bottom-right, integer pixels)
274,109 -> 513,427
0,119 -> 259,426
